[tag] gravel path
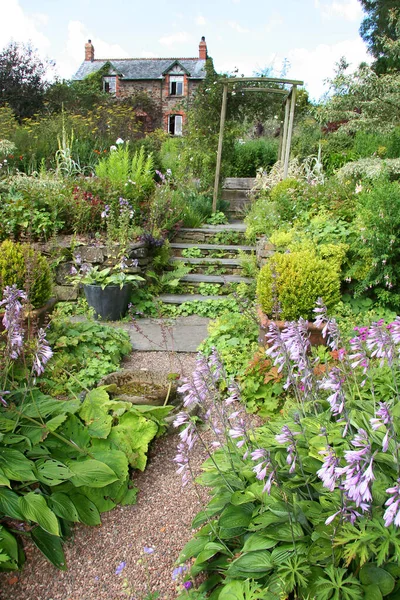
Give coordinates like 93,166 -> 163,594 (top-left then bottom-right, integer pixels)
0,352 -> 211,600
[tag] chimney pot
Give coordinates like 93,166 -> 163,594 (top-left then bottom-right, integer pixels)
85,40 -> 95,62
199,36 -> 207,60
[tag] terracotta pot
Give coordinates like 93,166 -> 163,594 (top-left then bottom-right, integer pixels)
257,307 -> 326,348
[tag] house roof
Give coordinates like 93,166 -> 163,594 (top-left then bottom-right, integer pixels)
73,58 -> 206,81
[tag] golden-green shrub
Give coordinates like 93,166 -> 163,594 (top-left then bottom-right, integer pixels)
0,241 -> 53,308
256,249 -> 341,320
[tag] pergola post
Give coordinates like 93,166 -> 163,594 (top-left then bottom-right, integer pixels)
279,96 -> 290,162
283,85 -> 297,179
212,82 -> 228,213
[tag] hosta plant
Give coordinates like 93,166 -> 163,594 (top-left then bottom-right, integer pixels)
173,300 -> 400,599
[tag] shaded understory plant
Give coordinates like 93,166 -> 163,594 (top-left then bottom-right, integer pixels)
173,300 -> 400,599
0,286 -> 171,570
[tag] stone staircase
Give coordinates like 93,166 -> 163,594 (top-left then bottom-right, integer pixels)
159,222 -> 256,305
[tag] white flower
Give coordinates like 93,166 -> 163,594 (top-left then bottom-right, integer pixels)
110,145 -> 117,152
116,138 -> 124,145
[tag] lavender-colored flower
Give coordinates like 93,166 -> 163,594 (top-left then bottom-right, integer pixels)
225,381 -> 240,405
0,391 -> 10,407
325,503 -> 363,526
101,205 -> 110,219
319,367 -> 346,416
183,581 -> 193,590
384,480 -> 400,527
115,561 -> 126,575
313,298 -> 340,350
349,334 -> 369,381
172,565 -> 187,580
251,448 -> 275,493
336,429 -> 374,509
229,419 -> 247,448
317,447 -> 340,491
275,426 -> 300,473
366,320 -> 394,367
178,354 -> 210,408
32,328 -> 53,377
143,546 -> 154,554
208,347 -> 224,382
370,402 -> 392,452
0,285 -> 26,359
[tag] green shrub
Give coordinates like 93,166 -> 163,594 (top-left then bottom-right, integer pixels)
256,249 -> 341,320
230,138 -> 278,177
0,240 -> 53,307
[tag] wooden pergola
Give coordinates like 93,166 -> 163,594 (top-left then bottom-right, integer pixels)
212,76 -> 304,212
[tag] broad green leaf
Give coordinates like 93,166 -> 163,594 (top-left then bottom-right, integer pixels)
77,485 -> 116,513
69,492 -> 101,526
196,542 -> 229,564
68,459 -> 118,488
118,485 -> 138,506
31,527 -> 66,571
0,448 -> 37,482
0,489 -> 24,520
226,550 -> 273,578
90,449 -> 129,481
360,565 -> 395,596
19,493 -> 60,536
218,580 -> 246,600
35,459 -> 73,486
265,522 -> 304,541
0,525 -> 20,570
218,503 -> 254,529
48,492 -> 80,522
308,538 -> 333,564
231,491 -> 256,506
0,469 -> 10,488
107,413 -> 158,471
363,584 -> 383,600
45,414 -> 68,432
242,533 -> 277,553
79,388 -> 113,439
178,536 -> 210,563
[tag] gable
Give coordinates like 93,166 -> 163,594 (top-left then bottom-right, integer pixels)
73,58 -> 206,81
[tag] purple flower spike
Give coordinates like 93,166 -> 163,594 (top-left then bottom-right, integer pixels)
317,447 -> 340,491
384,480 -> 400,527
336,429 -> 375,510
0,285 -> 27,360
32,328 -> 53,377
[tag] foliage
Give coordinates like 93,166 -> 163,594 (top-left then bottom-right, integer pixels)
0,240 -> 52,308
173,311 -> 400,598
207,211 -> 229,226
0,42 -> 48,120
159,298 -> 242,319
256,249 -> 341,320
42,317 -> 132,395
229,139 -> 278,177
336,157 -> 400,182
75,265 -> 144,290
359,2 -> 400,73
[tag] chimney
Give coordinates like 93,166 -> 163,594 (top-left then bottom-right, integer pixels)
199,36 -> 207,60
85,39 -> 94,62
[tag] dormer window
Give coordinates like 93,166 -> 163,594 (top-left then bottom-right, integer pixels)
103,76 -> 116,94
170,76 -> 183,96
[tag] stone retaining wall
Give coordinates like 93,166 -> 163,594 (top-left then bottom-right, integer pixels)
35,238 -> 152,302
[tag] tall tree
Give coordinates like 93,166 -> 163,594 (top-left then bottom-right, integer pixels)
359,1 -> 400,73
0,42 -> 48,120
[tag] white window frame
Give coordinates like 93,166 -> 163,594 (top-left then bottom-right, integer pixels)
103,76 -> 116,94
168,114 -> 183,136
169,75 -> 184,96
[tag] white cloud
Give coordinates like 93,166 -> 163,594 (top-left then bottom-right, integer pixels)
196,15 -> 206,26
159,32 -> 191,46
141,51 -> 158,58
228,21 -> 249,34
316,0 -> 363,21
0,0 -> 50,53
265,13 -> 284,33
56,20 -> 129,79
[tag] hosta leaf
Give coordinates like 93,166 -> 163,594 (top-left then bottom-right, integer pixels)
195,542 -> 229,564
0,489 -> 24,520
48,492 -> 80,522
226,550 -> 273,578
360,565 -> 395,596
242,533 -> 277,552
0,526 -> 20,570
67,459 -> 118,488
0,469 -> 10,488
118,485 -> 138,506
35,459 -> 73,486
107,413 -> 158,471
69,492 -> 101,526
265,522 -> 304,541
363,584 -> 383,600
0,448 -> 36,482
79,388 -> 113,439
230,491 -> 256,506
178,536 -> 210,563
19,493 -> 60,536
31,527 -> 66,570
218,503 -> 254,529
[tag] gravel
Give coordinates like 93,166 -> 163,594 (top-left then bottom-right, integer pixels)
0,352 -> 210,600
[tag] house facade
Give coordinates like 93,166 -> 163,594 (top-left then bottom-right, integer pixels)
73,37 -> 208,135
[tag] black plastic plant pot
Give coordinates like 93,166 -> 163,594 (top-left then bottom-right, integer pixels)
83,284 -> 132,321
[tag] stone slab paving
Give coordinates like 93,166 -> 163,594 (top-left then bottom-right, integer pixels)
111,315 -> 210,352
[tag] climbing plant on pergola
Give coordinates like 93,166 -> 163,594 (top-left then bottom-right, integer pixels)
212,76 -> 304,212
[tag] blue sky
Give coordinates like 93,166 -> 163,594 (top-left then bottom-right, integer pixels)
1,0 -> 370,100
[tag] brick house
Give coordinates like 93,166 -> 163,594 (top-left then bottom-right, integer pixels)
73,37 -> 208,135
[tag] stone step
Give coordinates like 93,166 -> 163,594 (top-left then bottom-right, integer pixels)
170,243 -> 255,252
181,274 -> 253,284
170,257 -> 242,266
158,294 -> 224,304
177,223 -> 247,233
